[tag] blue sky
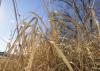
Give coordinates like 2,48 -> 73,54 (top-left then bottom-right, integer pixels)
0,0 -> 100,52
0,0 -> 46,51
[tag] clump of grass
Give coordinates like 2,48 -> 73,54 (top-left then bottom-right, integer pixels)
0,11 -> 99,71
0,1 -> 100,71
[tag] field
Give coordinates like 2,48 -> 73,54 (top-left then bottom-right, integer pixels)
0,0 -> 100,71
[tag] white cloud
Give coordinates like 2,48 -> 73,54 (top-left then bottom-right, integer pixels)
0,7 -> 5,26
0,40 -> 7,52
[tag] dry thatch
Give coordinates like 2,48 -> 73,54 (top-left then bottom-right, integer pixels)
0,10 -> 99,71
0,0 -> 100,71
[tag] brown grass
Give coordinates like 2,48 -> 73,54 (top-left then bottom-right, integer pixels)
0,4 -> 100,71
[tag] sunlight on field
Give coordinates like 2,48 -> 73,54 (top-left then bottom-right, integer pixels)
0,0 -> 99,71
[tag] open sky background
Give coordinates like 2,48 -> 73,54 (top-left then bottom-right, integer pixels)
0,0 -> 100,51
0,0 -> 46,51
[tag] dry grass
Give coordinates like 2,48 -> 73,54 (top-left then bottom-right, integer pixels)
0,1 -> 100,71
